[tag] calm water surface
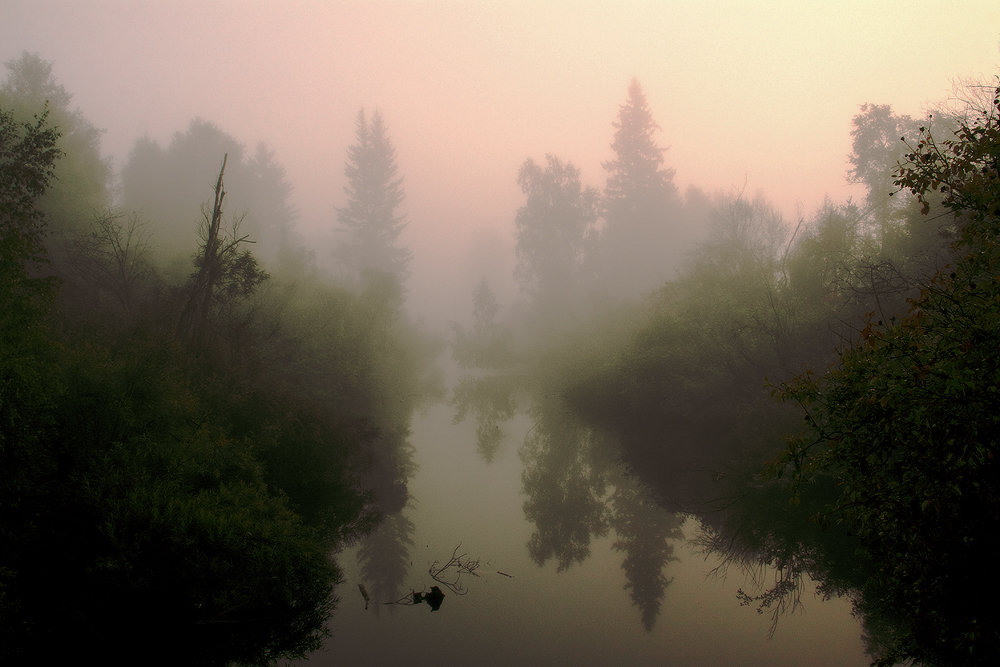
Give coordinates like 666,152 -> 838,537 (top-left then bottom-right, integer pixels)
299,403 -> 868,666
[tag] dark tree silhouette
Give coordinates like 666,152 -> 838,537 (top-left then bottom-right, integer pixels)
176,154 -> 268,345
776,84 -> 1000,666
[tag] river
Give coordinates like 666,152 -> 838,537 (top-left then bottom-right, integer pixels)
295,398 -> 869,666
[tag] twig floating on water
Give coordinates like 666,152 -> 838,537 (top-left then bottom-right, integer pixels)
358,583 -> 370,610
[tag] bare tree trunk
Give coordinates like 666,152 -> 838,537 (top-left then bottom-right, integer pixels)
177,154 -> 228,344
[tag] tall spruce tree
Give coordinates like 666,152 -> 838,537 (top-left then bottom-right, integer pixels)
335,109 -> 410,286
599,79 -> 680,298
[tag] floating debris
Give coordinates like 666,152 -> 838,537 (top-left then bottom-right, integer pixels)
358,583 -> 370,610
424,586 -> 445,611
408,585 -> 446,611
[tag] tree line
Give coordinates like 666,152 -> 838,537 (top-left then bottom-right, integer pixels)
0,51 -> 433,665
451,75 -> 1000,664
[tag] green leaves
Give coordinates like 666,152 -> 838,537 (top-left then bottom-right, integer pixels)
775,82 -> 1000,666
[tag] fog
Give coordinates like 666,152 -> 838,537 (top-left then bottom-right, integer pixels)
5,0 -> 996,325
3,1 -> 999,665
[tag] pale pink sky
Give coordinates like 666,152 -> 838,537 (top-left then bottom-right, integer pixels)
2,0 -> 998,319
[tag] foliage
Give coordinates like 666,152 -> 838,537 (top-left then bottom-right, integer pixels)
11,343 -> 340,665
2,70 -> 432,663
0,104 -> 61,304
0,106 -> 63,647
775,83 -> 1000,666
559,189 -> 810,507
0,117 -> 347,660
848,103 -> 921,212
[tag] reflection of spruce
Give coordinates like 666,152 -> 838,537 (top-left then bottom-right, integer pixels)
609,477 -> 684,632
356,511 -> 415,617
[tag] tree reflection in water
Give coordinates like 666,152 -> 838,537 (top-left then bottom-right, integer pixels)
451,369 -> 686,632
356,510 -> 415,617
609,477 -> 684,632
520,397 -> 614,572
450,373 -> 520,463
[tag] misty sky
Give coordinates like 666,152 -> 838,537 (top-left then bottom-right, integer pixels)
3,0 -> 998,320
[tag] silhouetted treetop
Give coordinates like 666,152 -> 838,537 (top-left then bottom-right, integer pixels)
603,79 -> 677,204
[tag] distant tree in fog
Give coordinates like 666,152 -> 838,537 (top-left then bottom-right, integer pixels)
598,79 -> 681,297
848,104 -> 920,218
120,119 -> 298,269
335,109 -> 410,287
514,154 -> 598,325
451,279 -> 514,369
846,104 -> 954,289
242,142 -> 300,268
0,52 -> 110,236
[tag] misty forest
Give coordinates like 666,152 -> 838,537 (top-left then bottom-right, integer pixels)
2,49 -> 1000,666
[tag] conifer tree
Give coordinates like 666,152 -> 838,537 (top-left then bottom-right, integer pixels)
335,109 -> 410,286
599,79 -> 680,297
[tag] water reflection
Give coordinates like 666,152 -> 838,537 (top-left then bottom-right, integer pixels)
314,356 -> 868,665
450,370 -> 687,632
520,397 -> 614,572
609,478 -> 684,632
305,394 -> 867,666
356,510 -> 415,617
450,373 -> 519,462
